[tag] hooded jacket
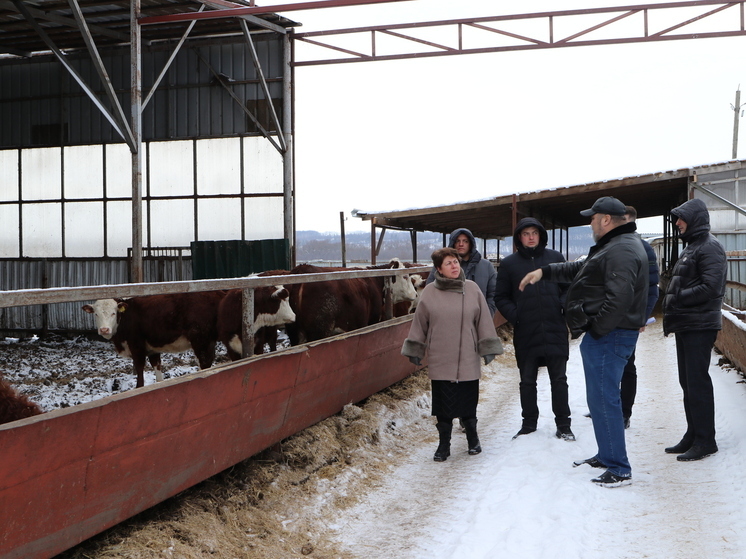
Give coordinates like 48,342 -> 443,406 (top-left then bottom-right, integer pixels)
494,217 -> 569,365
543,221 -> 648,339
425,228 -> 497,316
402,270 -> 503,381
663,198 -> 727,335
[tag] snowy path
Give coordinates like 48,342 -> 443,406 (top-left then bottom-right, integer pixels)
328,320 -> 746,559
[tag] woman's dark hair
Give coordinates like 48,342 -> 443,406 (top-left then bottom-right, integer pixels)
432,247 -> 460,269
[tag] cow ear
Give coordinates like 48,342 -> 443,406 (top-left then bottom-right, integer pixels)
82,304 -> 93,314
117,302 -> 128,313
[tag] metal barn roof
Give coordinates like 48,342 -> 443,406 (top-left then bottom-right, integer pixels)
0,0 -> 298,58
355,160 -> 746,239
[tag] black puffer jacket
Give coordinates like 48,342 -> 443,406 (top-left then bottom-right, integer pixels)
494,218 -> 569,364
663,198 -> 727,335
543,222 -> 648,339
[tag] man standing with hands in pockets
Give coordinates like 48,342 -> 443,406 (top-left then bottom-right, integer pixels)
519,196 -> 649,488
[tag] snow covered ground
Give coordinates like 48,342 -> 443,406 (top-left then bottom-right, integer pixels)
327,319 -> 746,559
3,319 -> 746,558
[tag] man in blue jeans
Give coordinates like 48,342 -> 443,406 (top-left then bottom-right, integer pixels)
519,196 -> 649,488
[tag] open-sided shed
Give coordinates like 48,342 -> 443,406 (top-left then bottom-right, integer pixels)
354,159 -> 746,273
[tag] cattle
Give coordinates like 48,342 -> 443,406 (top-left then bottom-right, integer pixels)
0,375 -> 43,425
217,284 -> 296,361
82,291 -> 226,388
393,272 -> 428,317
285,258 -> 417,345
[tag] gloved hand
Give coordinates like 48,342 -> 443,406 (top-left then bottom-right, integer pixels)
408,356 -> 422,366
483,354 -> 495,365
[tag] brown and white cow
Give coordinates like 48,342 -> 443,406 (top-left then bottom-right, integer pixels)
217,284 -> 296,361
82,290 -> 226,388
393,272 -> 428,317
285,258 -> 417,345
0,375 -> 43,425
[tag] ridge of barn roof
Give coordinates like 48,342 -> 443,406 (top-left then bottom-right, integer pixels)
354,159 -> 745,240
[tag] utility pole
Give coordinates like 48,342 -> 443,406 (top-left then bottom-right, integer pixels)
731,86 -> 746,159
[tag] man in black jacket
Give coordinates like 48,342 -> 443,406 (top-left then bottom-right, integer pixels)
519,196 -> 648,488
495,218 -> 574,441
663,198 -> 727,462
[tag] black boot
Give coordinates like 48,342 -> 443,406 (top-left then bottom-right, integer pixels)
434,421 -> 452,462
463,417 -> 482,455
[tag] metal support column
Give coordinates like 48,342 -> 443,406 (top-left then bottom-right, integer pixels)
284,32 -> 295,266
131,0 -> 143,282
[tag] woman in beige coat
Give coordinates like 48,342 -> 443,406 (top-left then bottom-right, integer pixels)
402,247 -> 503,461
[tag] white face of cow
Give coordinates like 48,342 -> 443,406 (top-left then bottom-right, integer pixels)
82,299 -> 123,340
252,286 -> 296,333
387,259 -> 417,303
408,274 -> 426,311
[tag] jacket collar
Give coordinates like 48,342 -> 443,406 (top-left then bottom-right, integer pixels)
588,221 -> 636,257
434,269 -> 466,292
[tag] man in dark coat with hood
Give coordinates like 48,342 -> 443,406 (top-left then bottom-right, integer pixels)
663,198 -> 727,462
495,217 -> 573,441
426,227 -> 497,316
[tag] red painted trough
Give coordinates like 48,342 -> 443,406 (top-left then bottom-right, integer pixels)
0,316 -> 418,559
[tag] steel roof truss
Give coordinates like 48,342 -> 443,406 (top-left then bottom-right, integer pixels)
143,4 -> 204,110
240,19 -> 286,151
11,0 -> 136,151
293,1 -> 746,66
66,0 -> 135,149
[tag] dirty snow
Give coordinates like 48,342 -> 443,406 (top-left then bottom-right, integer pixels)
3,319 -> 746,558
325,319 -> 746,558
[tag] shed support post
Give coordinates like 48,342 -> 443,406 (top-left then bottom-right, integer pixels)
131,0 -> 143,283
283,32 -> 295,267
241,288 -> 256,358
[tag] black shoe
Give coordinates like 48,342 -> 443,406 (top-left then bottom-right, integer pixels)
573,456 -> 607,469
512,426 -> 536,440
556,425 -> 576,441
433,447 -> 450,462
463,417 -> 482,455
591,470 -> 632,488
677,444 -> 718,462
665,438 -> 693,454
624,417 -> 630,429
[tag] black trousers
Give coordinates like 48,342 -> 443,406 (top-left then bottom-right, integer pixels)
621,349 -> 637,420
674,330 -> 718,446
518,354 -> 570,428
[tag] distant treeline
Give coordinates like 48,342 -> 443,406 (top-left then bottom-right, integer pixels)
296,227 -> 595,264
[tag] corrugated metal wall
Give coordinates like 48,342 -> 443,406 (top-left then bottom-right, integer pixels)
0,37 -> 284,149
0,257 -> 190,332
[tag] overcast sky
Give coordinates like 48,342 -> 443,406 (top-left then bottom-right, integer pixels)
273,0 -> 746,234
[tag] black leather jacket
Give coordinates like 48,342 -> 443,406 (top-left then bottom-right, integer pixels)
543,222 -> 649,339
663,198 -> 727,335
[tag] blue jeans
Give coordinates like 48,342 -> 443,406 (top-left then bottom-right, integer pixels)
580,328 -> 639,477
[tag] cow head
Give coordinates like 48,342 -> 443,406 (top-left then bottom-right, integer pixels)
408,274 -> 427,311
386,258 -> 417,303
271,286 -> 296,325
253,286 -> 296,333
82,298 -> 126,340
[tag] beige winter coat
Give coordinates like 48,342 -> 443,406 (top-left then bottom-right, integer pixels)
401,271 -> 503,381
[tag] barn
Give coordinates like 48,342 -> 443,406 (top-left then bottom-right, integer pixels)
4,1 -> 746,557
